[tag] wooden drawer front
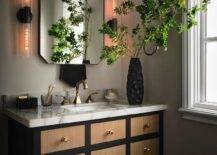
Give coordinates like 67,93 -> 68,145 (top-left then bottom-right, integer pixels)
131,114 -> 159,137
91,119 -> 126,144
91,145 -> 126,155
41,125 -> 85,154
131,138 -> 159,155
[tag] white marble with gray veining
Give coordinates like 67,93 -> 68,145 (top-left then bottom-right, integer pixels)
5,102 -> 167,128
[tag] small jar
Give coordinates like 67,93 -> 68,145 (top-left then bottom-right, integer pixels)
41,95 -> 52,107
105,89 -> 118,102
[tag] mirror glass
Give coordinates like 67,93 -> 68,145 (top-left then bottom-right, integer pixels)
40,0 -> 104,64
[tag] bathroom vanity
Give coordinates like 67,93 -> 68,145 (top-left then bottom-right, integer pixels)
6,103 -> 166,155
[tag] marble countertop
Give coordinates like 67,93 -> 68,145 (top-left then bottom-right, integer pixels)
5,102 -> 167,128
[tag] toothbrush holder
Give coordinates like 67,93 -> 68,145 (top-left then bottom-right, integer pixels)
41,95 -> 52,107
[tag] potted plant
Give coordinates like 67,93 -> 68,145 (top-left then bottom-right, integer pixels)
99,0 -> 210,105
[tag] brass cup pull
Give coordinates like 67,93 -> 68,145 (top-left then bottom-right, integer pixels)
144,147 -> 151,152
143,123 -> 151,130
61,137 -> 70,143
106,130 -> 114,135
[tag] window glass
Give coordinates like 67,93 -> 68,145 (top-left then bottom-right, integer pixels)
206,0 -> 217,37
206,42 -> 217,102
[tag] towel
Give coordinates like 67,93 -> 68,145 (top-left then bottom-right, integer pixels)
60,65 -> 87,87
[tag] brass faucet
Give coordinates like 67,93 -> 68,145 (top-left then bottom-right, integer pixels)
73,80 -> 88,104
60,96 -> 70,105
85,92 -> 99,103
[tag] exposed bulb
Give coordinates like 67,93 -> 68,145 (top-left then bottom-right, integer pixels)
23,0 -> 30,6
24,26 -> 30,52
113,0 -> 117,16
21,24 -> 31,55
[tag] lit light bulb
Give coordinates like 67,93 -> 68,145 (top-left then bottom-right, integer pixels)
113,0 -> 117,16
23,0 -> 30,6
17,0 -> 32,56
24,25 -> 30,52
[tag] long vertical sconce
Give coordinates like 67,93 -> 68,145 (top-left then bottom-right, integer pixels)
112,0 -> 117,16
17,0 -> 33,55
107,0 -> 117,31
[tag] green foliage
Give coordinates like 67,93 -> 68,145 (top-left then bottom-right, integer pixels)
99,0 -> 210,65
99,24 -> 128,65
48,0 -> 92,63
114,0 -> 135,15
100,45 -> 127,65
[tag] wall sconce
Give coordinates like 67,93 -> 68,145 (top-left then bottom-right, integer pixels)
107,18 -> 117,31
107,0 -> 117,31
17,0 -> 33,55
17,6 -> 33,23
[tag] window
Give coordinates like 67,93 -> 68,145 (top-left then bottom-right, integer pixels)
205,0 -> 217,103
181,0 -> 217,122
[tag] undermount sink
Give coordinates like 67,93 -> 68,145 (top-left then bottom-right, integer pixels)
62,102 -> 127,113
64,106 -> 98,112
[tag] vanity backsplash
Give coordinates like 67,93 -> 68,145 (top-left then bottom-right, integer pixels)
1,88 -> 122,109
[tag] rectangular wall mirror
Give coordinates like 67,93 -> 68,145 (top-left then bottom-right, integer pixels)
39,0 -> 104,64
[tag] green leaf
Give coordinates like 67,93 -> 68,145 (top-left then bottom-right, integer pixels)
98,0 -> 210,65
48,0 -> 92,63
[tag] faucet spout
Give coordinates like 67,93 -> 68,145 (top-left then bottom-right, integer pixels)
85,92 -> 99,103
73,80 -> 88,105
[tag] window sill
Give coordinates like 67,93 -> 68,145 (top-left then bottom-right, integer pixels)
179,107 -> 217,125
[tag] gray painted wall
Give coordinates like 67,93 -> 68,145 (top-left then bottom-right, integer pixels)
1,0 -> 217,155
143,28 -> 217,155
0,0 -> 123,154
0,0 -> 123,95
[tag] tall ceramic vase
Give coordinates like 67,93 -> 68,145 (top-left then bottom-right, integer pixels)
127,58 -> 144,105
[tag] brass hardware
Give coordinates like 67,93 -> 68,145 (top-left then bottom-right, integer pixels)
106,130 -> 114,135
60,96 -> 70,105
144,147 -> 151,152
61,137 -> 70,143
143,123 -> 151,130
73,80 -> 88,105
85,92 -> 99,103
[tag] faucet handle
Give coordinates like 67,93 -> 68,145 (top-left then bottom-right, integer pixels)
75,80 -> 88,90
60,96 -> 70,105
85,92 -> 99,103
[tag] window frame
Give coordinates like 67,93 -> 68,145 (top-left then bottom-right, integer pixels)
180,0 -> 217,124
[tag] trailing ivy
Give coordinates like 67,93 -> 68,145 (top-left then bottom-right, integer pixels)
99,0 -> 210,65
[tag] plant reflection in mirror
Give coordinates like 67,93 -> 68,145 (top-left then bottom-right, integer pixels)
99,0 -> 210,65
48,0 -> 92,63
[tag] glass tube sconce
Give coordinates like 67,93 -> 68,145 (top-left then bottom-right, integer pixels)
107,0 -> 117,31
17,0 -> 33,56
112,0 -> 117,16
104,0 -> 117,46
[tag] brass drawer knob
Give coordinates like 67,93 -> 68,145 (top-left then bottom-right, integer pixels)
61,137 -> 70,143
106,130 -> 114,135
144,147 -> 151,152
143,123 -> 151,130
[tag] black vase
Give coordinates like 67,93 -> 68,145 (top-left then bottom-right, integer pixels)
127,58 -> 144,105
